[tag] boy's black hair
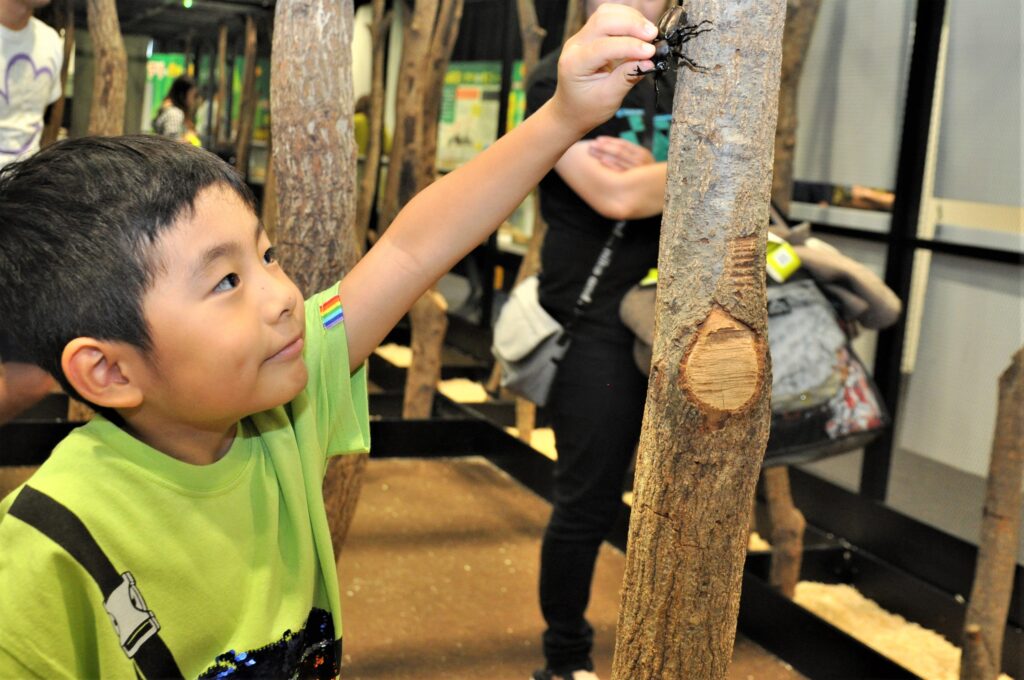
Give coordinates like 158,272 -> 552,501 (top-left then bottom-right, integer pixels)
0,135 -> 256,401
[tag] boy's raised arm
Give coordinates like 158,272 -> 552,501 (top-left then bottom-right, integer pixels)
337,4 -> 658,371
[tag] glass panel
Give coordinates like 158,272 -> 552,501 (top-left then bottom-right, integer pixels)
926,0 -> 1023,254
795,234 -> 890,493
789,0 -> 915,231
892,253 -> 1023,557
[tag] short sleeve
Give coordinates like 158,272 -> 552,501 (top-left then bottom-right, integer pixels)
301,285 -> 371,458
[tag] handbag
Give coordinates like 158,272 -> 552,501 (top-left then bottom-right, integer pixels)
619,261 -> 892,467
492,220 -> 627,406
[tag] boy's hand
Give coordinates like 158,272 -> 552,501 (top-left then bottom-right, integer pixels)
552,4 -> 658,134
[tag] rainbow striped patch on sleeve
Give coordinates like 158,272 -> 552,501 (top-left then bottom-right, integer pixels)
319,295 -> 344,330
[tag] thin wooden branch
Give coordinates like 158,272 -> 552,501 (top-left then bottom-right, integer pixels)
771,0 -> 821,214
961,347 -> 1024,680
41,0 -> 73,148
420,0 -> 464,186
214,23 -> 229,146
402,290 -> 449,419
355,0 -> 390,243
234,15 -> 258,176
763,466 -> 806,598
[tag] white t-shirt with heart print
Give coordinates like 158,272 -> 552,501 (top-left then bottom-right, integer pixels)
0,17 -> 63,169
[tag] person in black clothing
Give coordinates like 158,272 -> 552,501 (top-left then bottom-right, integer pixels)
525,1 -> 674,677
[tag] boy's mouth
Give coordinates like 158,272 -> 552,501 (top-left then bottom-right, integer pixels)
267,335 -> 304,362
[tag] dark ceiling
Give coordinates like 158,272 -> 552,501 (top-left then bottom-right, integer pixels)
56,1 -> 284,55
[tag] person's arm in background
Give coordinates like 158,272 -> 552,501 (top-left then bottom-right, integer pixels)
555,135 -> 666,220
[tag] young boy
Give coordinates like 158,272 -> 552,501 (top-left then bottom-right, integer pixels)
0,7 -> 659,678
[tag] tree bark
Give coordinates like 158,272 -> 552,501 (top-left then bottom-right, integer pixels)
402,290 -> 449,419
960,347 -> 1024,680
214,23 -> 229,146
40,0 -> 73,148
355,0 -> 390,243
234,15 -> 259,176
610,2 -> 786,678
271,0 -> 365,560
771,0 -> 821,214
261,138 -> 278,242
86,0 -> 126,136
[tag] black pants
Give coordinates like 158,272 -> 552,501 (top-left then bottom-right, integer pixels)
539,334 -> 648,673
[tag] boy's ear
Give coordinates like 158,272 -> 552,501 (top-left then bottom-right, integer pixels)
61,338 -> 144,409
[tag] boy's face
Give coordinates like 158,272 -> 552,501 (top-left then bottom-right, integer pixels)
134,185 -> 307,428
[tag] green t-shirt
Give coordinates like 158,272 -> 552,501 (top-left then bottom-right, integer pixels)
0,285 -> 370,679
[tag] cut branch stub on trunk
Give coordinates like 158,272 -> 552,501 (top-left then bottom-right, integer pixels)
271,0 -> 364,559
611,1 -> 787,678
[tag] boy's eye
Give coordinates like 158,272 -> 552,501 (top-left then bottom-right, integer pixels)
263,246 -> 277,264
213,272 -> 240,293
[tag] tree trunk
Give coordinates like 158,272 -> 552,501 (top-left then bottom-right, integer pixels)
379,0 -> 438,231
41,0 -> 73,148
261,138 -> 278,242
771,0 -> 821,214
419,0 -> 464,186
960,347 -> 1024,680
611,2 -> 786,678
761,0 -> 819,598
355,0 -> 390,243
85,0 -> 126,136
402,290 -> 449,418
763,465 -> 806,597
506,0 -> 547,439
562,0 -> 584,44
234,15 -> 259,176
271,0 -> 365,560
214,23 -> 229,146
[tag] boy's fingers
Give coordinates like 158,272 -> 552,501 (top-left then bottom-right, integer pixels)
583,3 -> 659,42
570,37 -> 655,76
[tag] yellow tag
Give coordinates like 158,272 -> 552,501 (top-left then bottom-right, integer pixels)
766,235 -> 801,282
639,268 -> 659,287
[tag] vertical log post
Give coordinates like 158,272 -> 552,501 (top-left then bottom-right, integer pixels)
355,0 -> 390,243
610,1 -> 786,677
85,0 -> 127,136
271,0 -> 365,559
761,0 -> 821,598
234,15 -> 258,176
960,347 -> 1024,680
41,0 -> 73,148
214,23 -> 229,147
507,0 -> 547,441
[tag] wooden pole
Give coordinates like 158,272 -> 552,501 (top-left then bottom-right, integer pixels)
761,0 -> 820,597
379,0 -> 439,231
610,1 -> 786,677
85,0 -> 127,136
771,0 -> 821,213
355,0 -> 390,243
41,0 -> 73,148
961,347 -> 1024,680
419,0 -> 464,187
234,15 -> 258,176
271,0 -> 365,559
214,23 -> 229,146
